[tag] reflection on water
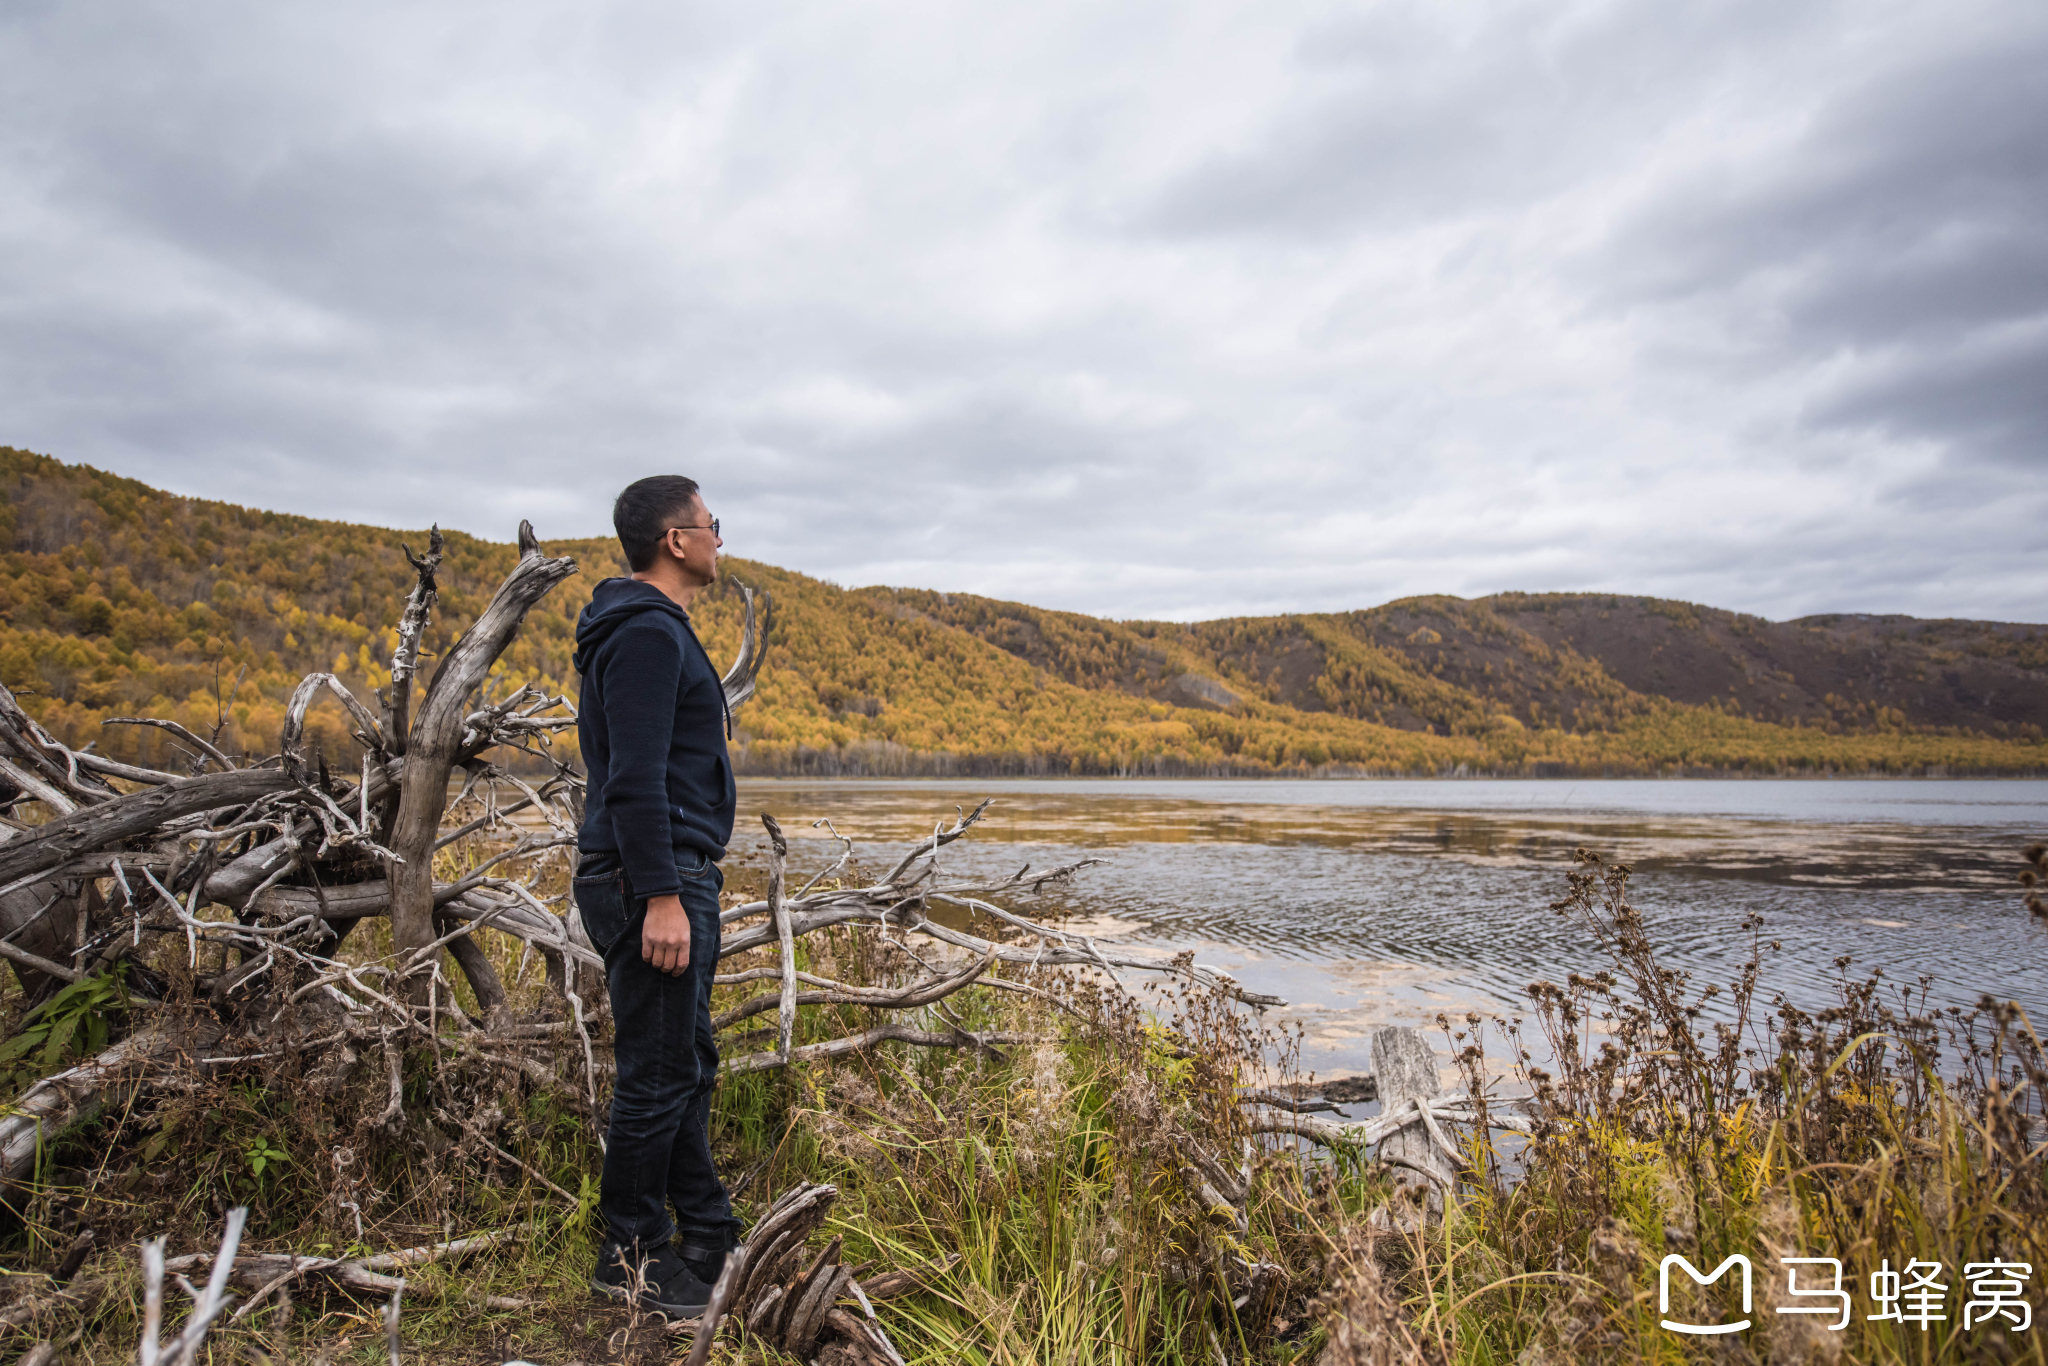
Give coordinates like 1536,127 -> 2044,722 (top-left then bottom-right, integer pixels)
729,778 -> 2048,1079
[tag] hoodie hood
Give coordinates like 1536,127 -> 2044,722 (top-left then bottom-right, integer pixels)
572,577 -> 694,675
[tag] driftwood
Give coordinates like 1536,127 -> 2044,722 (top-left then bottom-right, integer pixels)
0,1020 -> 225,1182
386,527 -> 577,1006
676,1183 -> 908,1366
1372,1024 -> 1456,1200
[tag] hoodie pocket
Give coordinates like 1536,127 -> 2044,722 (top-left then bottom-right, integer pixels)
712,754 -> 730,810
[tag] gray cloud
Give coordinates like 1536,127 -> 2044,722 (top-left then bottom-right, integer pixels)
1143,0 -> 1816,240
0,0 -> 2042,626
1589,19 -> 2048,468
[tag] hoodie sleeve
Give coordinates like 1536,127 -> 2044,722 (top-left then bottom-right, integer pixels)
598,619 -> 685,900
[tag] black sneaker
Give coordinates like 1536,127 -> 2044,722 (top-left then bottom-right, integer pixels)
675,1238 -> 734,1288
591,1240 -> 714,1318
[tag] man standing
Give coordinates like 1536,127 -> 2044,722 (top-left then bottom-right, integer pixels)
572,475 -> 742,1316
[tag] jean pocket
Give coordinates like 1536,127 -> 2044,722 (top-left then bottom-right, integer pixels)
678,848 -> 718,882
572,873 -> 629,954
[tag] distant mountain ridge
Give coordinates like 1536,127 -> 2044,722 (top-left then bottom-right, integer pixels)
2,447 -> 2042,776
868,588 -> 2048,739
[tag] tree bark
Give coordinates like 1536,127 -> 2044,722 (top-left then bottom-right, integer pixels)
0,769 -> 296,889
386,528 -> 575,1003
0,1020 -> 225,1182
1370,1025 -> 1453,1206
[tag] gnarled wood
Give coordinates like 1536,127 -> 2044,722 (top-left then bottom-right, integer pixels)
720,577 -> 771,710
0,769 -> 296,888
384,526 -> 445,757
385,531 -> 576,1002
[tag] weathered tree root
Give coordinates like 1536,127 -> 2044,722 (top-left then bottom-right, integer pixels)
675,1183 -> 912,1366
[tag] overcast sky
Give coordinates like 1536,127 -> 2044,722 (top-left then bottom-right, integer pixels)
2,0 -> 2043,623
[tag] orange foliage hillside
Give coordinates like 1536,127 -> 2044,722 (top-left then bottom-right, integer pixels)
3,449 -> 2041,777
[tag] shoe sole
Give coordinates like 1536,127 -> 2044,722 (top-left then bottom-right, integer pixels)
590,1278 -> 709,1319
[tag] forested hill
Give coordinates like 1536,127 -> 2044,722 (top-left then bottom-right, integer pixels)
878,589 -> 2048,739
2,447 -> 2043,777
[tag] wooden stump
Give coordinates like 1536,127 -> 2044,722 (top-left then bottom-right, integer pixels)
1370,1025 -> 1452,1208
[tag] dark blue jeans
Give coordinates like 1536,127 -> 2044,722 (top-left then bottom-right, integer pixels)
574,852 -> 740,1256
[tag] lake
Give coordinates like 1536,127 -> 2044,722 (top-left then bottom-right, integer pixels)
728,778 -> 2048,1083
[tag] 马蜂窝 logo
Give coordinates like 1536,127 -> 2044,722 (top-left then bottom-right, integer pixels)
1655,1254 -> 2032,1337
1661,1254 -> 1752,1335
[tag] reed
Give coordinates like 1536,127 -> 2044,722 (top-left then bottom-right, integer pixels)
1380,850 -> 2047,1366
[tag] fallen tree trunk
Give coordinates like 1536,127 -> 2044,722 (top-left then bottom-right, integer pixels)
0,769 -> 297,889
0,1020 -> 225,1183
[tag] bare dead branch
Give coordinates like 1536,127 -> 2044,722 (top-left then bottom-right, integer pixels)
433,794 -> 537,850
282,673 -> 390,776
386,532 -> 576,1001
876,799 -> 994,886
101,717 -> 236,773
72,750 -> 181,785
140,1205 -> 247,1366
713,951 -> 992,1032
441,918 -> 510,1025
386,525 -> 446,757
0,769 -> 297,889
1236,1088 -> 1349,1115
0,934 -> 80,984
719,577 -> 772,710
722,1020 -> 1043,1075
0,752 -> 77,816
0,681 -> 119,803
151,1223 -> 537,1323
762,813 -> 797,1061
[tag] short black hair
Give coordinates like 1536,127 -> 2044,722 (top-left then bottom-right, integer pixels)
613,475 -> 702,572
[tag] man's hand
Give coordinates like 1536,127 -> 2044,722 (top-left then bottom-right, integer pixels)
642,894 -> 692,975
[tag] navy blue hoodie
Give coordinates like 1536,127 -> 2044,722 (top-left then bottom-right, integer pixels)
572,578 -> 735,898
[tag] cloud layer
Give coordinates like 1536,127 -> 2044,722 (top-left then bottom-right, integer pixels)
1,0 -> 2042,622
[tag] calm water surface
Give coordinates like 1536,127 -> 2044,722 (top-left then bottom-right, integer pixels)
728,778 -> 2048,1080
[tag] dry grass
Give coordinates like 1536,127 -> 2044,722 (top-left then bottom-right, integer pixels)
3,841 -> 2041,1365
